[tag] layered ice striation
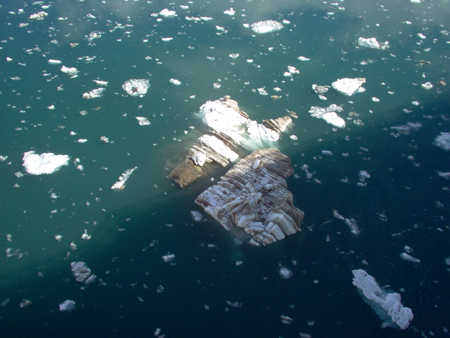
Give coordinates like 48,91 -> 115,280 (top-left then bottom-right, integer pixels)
195,148 -> 304,246
22,151 -> 70,175
352,269 -> 414,330
122,79 -> 150,97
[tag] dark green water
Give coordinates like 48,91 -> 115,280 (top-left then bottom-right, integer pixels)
1,0 -> 450,337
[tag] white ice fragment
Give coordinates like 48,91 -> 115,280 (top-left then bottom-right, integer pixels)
257,88 -> 268,95
332,78 -> 366,96
93,79 -> 108,86
136,117 -> 150,126
372,97 -> 380,102
191,211 -> 204,222
191,151 -> 207,166
410,0 -> 421,3
122,79 -> 150,97
48,59 -> 62,65
229,53 -> 239,59
77,139 -> 88,143
169,78 -> 181,86
159,8 -> 177,18
434,132 -> 450,151
417,33 -> 426,39
358,37 -> 389,50
352,269 -> 414,329
59,300 -> 76,312
298,56 -> 310,61
161,37 -> 173,42
81,229 -> 91,240
61,66 -> 78,76
400,252 -> 421,263
22,151 -> 69,175
250,20 -> 284,34
111,167 -> 138,190
55,235 -> 62,242
162,253 -> 175,263
322,150 -> 333,156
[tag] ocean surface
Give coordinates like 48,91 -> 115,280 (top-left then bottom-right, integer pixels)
1,0 -> 450,337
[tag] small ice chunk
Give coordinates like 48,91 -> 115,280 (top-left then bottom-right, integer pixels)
161,37 -> 173,42
278,266 -> 293,279
22,151 -> 69,175
29,11 -> 48,20
48,59 -> 62,65
82,88 -> 105,99
162,253 -> 175,263
122,79 -> 150,97
169,78 -> 182,86
421,82 -> 433,90
59,300 -> 76,312
159,9 -> 177,18
191,211 -> 204,222
229,53 -> 239,59
136,117 -> 150,125
298,56 -> 310,61
352,269 -> 414,329
61,66 -> 78,76
250,20 -> 284,34
400,252 -> 421,263
434,132 -> 450,151
332,78 -> 366,96
111,167 -> 138,190
358,37 -> 389,50
223,8 -> 235,16
71,261 -> 96,285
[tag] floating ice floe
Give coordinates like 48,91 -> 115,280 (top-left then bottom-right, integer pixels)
357,37 -> 389,50
250,20 -> 284,34
309,104 -> 345,128
22,151 -> 70,175
159,8 -> 177,18
61,66 -> 78,76
82,88 -> 105,99
111,167 -> 138,190
352,269 -> 414,329
136,117 -> 150,125
169,78 -> 181,86
434,132 -> 450,151
59,300 -> 76,312
122,79 -> 150,97
298,56 -> 310,61
29,11 -> 47,20
48,59 -> 62,65
71,261 -> 96,285
332,78 -> 366,96
161,37 -> 173,42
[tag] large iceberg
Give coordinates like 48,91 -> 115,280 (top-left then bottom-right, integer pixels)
332,78 -> 366,96
122,79 -> 150,97
195,148 -> 304,246
250,20 -> 284,34
22,151 -> 70,175
352,269 -> 414,330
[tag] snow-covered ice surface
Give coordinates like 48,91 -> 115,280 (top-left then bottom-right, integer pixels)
2,0 -> 450,337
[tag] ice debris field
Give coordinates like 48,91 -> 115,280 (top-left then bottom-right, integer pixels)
1,0 -> 450,337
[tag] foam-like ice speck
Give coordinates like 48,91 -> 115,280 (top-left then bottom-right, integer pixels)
250,20 -> 284,34
22,151 -> 70,175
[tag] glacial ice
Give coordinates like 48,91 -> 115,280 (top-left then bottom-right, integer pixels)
82,88 -> 105,99
309,104 -> 346,128
22,151 -> 70,175
61,66 -> 78,76
352,269 -> 414,329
